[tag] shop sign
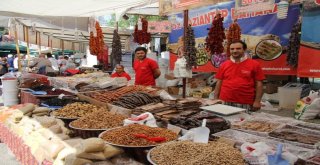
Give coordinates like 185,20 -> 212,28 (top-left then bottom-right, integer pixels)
297,4 -> 320,77
147,21 -> 172,33
235,0 -> 275,13
159,0 -> 227,15
168,1 -> 300,75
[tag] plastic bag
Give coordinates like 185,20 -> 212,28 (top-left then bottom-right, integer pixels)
158,90 -> 175,100
295,98 -> 320,120
124,112 -> 157,127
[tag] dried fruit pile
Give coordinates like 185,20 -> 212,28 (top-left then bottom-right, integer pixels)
287,21 -> 301,67
184,25 -> 197,70
111,29 -> 122,66
150,141 -> 244,165
206,14 -> 226,55
84,85 -> 157,103
52,102 -> 107,118
226,20 -> 241,56
133,18 -> 151,45
100,124 -> 177,146
70,111 -> 125,129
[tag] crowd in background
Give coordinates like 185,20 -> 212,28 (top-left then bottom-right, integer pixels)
0,53 -> 87,76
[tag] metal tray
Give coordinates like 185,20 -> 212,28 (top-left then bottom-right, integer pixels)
200,104 -> 246,115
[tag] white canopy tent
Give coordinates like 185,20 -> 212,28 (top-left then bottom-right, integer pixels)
0,0 -> 158,17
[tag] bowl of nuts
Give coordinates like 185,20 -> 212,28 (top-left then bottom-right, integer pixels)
99,124 -> 178,148
69,110 -> 126,138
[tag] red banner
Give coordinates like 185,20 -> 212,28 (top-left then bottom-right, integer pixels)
170,52 -> 297,75
297,45 -> 320,77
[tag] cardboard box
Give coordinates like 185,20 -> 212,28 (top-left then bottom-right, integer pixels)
167,86 -> 180,95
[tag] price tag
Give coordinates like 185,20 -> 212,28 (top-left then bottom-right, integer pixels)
167,124 -> 182,135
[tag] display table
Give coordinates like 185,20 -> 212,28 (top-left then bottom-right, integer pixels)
0,123 -> 52,165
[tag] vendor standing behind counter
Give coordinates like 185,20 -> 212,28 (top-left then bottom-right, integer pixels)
214,40 -> 265,111
133,47 -> 161,86
111,64 -> 131,81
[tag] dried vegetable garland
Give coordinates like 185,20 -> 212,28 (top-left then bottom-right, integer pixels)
111,29 -> 122,65
133,18 -> 151,45
286,21 -> 301,67
206,14 -> 226,55
89,21 -> 105,58
184,25 -> 197,70
226,20 -> 241,56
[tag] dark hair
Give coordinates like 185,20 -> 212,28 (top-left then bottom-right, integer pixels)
64,56 -> 69,60
135,47 -> 147,54
115,64 -> 124,68
46,53 -> 52,58
230,40 -> 247,50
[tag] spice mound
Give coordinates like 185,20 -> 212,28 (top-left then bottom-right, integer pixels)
100,124 -> 177,146
53,102 -> 107,118
70,111 -> 126,129
150,141 -> 245,165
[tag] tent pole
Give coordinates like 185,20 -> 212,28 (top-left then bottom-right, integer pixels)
25,26 -> 31,66
39,31 -> 41,54
182,10 -> 188,98
14,23 -> 21,72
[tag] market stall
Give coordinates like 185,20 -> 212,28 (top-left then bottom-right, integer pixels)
0,0 -> 320,165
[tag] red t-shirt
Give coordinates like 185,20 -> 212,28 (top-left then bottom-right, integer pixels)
111,72 -> 131,81
134,58 -> 159,86
215,59 -> 265,104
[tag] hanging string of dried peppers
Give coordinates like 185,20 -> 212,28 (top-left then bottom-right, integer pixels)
205,14 -> 226,56
133,18 -> 151,45
226,19 -> 241,56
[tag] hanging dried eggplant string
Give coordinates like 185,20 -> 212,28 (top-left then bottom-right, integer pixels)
226,19 -> 241,56
184,25 -> 197,70
286,21 -> 301,67
205,13 -> 226,56
133,17 -> 151,45
111,29 -> 122,67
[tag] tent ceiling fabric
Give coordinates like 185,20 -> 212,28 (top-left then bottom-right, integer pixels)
126,2 -> 159,15
0,0 -> 157,17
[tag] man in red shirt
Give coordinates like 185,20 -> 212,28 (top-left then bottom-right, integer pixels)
111,64 -> 131,81
133,47 -> 161,86
214,40 -> 265,111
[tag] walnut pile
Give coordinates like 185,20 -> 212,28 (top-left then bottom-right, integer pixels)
70,111 -> 126,129
150,141 -> 244,165
53,102 -> 107,118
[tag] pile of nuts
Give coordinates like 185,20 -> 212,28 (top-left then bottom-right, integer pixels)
100,124 -> 177,146
150,141 -> 244,165
52,102 -> 107,118
70,111 -> 126,129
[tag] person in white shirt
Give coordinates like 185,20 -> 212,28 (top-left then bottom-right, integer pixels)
13,55 -> 18,70
80,55 -> 87,67
47,53 -> 59,71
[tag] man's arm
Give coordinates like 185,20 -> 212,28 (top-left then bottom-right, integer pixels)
214,79 -> 222,99
153,69 -> 161,79
252,80 -> 263,110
